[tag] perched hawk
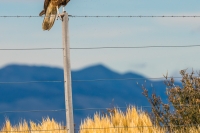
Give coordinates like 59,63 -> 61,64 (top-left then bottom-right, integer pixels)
39,0 -> 70,30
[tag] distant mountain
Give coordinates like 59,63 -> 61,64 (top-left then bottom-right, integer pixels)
0,64 -> 172,126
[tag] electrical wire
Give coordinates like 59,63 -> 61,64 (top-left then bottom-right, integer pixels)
0,109 -> 65,114
70,45 -> 200,49
0,77 -> 182,84
1,105 -> 200,114
0,124 -> 200,132
72,77 -> 181,82
0,81 -> 63,84
0,129 -> 66,132
1,44 -> 200,51
70,15 -> 200,18
0,48 -> 63,50
1,15 -> 200,18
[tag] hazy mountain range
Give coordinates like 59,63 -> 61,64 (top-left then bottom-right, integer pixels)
0,64 -> 175,126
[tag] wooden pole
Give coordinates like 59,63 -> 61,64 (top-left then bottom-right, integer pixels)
61,12 -> 74,133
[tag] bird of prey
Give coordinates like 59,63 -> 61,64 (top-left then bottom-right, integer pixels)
39,0 -> 70,30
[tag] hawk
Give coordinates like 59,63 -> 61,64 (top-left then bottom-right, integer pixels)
39,0 -> 70,30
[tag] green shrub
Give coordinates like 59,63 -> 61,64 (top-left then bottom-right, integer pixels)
141,69 -> 200,131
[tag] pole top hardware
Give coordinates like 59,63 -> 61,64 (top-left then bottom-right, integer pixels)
59,12 -> 67,21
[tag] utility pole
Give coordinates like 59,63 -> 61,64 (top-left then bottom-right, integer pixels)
61,12 -> 74,133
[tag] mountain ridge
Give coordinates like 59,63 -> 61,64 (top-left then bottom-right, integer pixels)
0,64 -> 169,126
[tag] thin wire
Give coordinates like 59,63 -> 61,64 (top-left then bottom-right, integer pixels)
0,125 -> 199,132
74,107 -> 126,111
1,105 -> 200,114
70,45 -> 200,49
70,15 -> 200,18
1,45 -> 200,50
54,105 -> 200,111
72,77 -> 181,82
0,81 -> 63,84
1,15 -> 200,18
78,124 -> 200,130
0,77 -> 182,84
75,124 -> 200,130
0,107 -> 123,114
0,109 -> 65,114
0,16 -> 41,18
0,129 -> 66,132
0,48 -> 63,50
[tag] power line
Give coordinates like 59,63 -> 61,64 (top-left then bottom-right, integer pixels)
71,15 -> 200,18
1,44 -> 200,51
0,77 -> 182,84
70,45 -> 200,49
0,109 -> 65,114
1,105 -> 200,114
1,15 -> 200,18
76,124 -> 200,130
0,81 -> 63,84
0,124 -> 200,132
0,129 -> 66,132
72,77 -> 182,82
0,16 -> 41,18
0,108 -> 124,114
77,124 -> 200,130
0,48 -> 63,50
74,105 -> 200,113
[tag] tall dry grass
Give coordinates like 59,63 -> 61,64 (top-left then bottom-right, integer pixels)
80,106 -> 165,133
1,117 -> 67,133
1,106 -> 200,133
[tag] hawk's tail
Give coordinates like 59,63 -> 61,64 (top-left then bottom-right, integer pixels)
42,6 -> 57,31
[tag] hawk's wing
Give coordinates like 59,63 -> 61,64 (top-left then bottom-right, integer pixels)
60,0 -> 70,6
44,0 -> 51,11
39,0 -> 51,16
57,0 -> 69,9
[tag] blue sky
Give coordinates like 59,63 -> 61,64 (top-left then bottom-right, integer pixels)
1,0 -> 200,78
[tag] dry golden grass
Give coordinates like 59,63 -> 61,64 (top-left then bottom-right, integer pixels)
1,117 -> 67,133
1,106 -> 200,133
80,106 -> 165,133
